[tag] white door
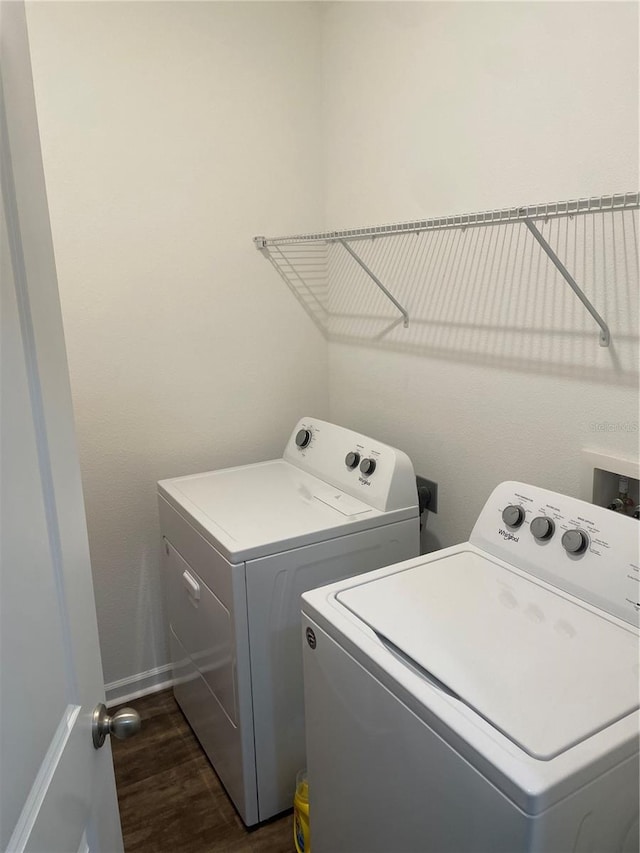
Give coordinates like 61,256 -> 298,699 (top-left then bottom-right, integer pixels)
1,3 -> 126,851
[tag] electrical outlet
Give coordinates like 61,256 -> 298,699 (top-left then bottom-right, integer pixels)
416,476 -> 438,514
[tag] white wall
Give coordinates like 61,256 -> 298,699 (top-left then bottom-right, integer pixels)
26,1 -> 328,687
25,0 -> 639,690
322,1 -> 639,551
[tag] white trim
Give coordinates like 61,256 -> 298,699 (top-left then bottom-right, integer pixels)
104,664 -> 174,708
77,830 -> 90,853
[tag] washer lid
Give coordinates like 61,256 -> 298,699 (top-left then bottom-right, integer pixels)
158,460 -> 408,562
336,550 -> 639,760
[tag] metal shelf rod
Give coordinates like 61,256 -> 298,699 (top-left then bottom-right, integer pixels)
254,192 -> 639,248
254,191 -> 638,347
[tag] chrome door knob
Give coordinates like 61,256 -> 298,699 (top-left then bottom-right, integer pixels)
92,703 -> 141,749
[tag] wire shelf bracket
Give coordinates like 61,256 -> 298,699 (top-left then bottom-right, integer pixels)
338,239 -> 409,328
522,217 -> 610,347
254,191 -> 640,347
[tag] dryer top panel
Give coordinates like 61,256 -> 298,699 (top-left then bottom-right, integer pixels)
158,459 -> 416,563
336,548 -> 639,761
283,418 -> 418,513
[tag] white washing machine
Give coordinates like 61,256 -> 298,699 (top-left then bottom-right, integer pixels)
157,417 -> 420,826
302,481 -> 639,853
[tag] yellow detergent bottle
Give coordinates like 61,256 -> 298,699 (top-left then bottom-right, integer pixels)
293,770 -> 310,853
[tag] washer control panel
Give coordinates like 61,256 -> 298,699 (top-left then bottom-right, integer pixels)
470,481 -> 640,627
283,418 -> 418,513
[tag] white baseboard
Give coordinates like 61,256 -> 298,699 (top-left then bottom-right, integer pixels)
105,663 -> 174,708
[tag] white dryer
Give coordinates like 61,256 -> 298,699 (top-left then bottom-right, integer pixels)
302,481 -> 639,853
157,418 -> 419,826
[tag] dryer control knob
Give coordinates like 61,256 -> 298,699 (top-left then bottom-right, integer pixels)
501,505 -> 525,528
345,452 -> 360,470
530,516 -> 555,541
562,529 -> 589,555
359,458 -> 376,477
295,429 -> 312,449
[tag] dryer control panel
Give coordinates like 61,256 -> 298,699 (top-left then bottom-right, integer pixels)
283,418 -> 418,514
470,481 -> 640,627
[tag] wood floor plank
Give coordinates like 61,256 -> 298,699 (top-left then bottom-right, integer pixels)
111,690 -> 293,852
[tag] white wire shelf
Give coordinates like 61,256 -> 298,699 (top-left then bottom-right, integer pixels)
254,192 -> 640,346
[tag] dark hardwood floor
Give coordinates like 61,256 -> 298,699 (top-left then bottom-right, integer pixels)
111,690 -> 293,853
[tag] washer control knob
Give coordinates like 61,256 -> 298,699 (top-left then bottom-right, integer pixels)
562,529 -> 589,555
530,516 -> 555,541
501,505 -> 525,528
295,429 -> 312,449
359,458 -> 377,477
345,452 -> 361,470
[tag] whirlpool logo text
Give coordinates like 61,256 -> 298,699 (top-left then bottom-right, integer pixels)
498,528 -> 519,542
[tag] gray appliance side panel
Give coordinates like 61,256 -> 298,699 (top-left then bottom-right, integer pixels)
245,518 -> 419,822
529,753 -> 639,853
158,494 -> 258,825
301,616 -> 528,853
